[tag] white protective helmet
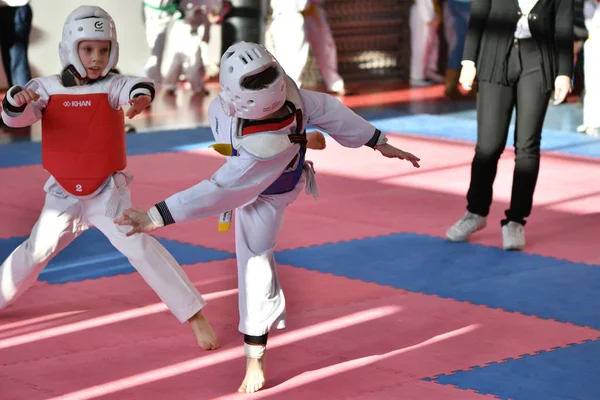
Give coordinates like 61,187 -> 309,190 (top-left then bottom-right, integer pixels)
218,41 -> 287,120
59,5 -> 119,79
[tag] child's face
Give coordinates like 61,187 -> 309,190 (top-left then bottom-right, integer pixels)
77,40 -> 111,80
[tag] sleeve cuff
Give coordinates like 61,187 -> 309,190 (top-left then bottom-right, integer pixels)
365,129 -> 385,148
151,202 -> 176,226
129,82 -> 156,102
2,86 -> 26,114
461,60 -> 475,67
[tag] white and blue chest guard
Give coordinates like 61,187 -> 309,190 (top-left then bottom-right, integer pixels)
231,77 -> 305,161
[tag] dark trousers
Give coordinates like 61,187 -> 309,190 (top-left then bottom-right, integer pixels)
466,38 -> 552,226
0,4 -> 32,87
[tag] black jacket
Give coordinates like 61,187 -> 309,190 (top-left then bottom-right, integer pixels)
463,0 -> 574,92
574,0 -> 589,41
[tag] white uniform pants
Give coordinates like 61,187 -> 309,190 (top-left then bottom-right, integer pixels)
144,7 -> 175,83
270,5 -> 344,92
234,175 -> 306,336
583,36 -> 600,129
163,19 -> 207,93
409,2 -> 440,81
0,174 -> 206,323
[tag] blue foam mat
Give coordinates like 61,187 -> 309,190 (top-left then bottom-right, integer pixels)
428,339 -> 600,400
275,233 -> 600,329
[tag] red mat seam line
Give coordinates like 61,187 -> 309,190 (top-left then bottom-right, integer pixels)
65,285 -> 159,309
0,329 -> 213,368
429,383 -> 505,400
338,379 -> 422,400
0,373 -> 59,396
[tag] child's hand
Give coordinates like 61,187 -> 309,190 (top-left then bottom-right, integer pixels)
13,89 -> 40,107
375,143 -> 420,168
114,207 -> 159,237
126,95 -> 152,119
207,11 -> 221,24
306,131 -> 326,150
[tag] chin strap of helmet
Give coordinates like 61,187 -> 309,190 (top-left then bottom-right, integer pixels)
61,65 -> 108,87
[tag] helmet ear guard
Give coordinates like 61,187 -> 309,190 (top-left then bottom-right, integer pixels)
219,91 -> 236,117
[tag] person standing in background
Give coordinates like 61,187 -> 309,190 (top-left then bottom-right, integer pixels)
443,0 -> 472,98
161,0 -> 224,96
410,0 -> 445,86
142,0 -> 180,85
446,0 -> 573,251
577,0 -> 600,136
268,0 -> 347,95
0,0 -> 32,87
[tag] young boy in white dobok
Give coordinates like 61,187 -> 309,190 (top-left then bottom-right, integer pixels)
0,5 -> 219,351
115,41 -> 421,394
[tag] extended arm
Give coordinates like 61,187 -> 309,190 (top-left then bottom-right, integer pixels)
109,75 -> 156,118
461,0 -> 492,63
115,146 -> 299,236
1,79 -> 49,128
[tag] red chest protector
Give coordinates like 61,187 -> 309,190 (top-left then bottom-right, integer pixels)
41,93 -> 126,196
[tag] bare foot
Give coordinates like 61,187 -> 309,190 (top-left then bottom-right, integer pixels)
306,131 -> 326,150
238,355 -> 266,393
188,310 -> 219,350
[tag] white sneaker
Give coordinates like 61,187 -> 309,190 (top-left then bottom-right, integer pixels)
502,221 -> 526,251
446,211 -> 487,242
410,78 -> 433,87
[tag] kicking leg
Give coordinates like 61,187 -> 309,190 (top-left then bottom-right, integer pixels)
85,180 -> 218,350
1,190 -> 83,308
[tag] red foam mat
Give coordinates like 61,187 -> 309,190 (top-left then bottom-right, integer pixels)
1,261 -> 597,399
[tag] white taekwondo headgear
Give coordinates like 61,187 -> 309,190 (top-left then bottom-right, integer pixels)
59,5 -> 119,79
218,41 -> 287,120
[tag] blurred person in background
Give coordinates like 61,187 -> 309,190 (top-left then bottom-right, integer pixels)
443,0 -> 472,98
410,0 -> 445,86
577,0 -> 600,136
268,0 -> 347,95
0,0 -> 32,87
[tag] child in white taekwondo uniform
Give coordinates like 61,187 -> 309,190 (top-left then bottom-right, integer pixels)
0,5 -> 218,351
578,0 -> 600,136
268,0 -> 347,95
162,0 -> 229,95
115,41 -> 420,394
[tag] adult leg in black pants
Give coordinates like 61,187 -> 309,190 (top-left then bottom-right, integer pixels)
446,39 -> 552,250
0,3 -> 32,87
0,4 -> 32,131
